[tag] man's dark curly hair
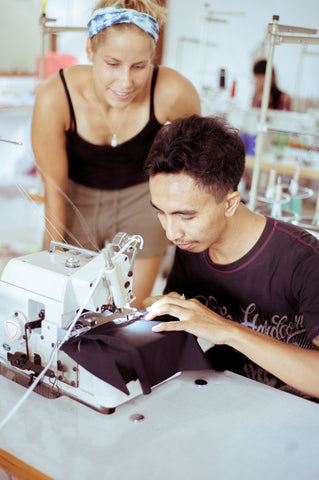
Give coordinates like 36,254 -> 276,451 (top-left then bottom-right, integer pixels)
144,114 -> 245,203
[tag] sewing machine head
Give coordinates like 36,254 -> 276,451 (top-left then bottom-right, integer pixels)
0,233 -> 148,413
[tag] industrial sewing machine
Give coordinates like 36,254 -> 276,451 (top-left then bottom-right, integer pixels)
0,233 -> 157,413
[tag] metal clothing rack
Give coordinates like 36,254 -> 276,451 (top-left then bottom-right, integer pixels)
39,13 -> 87,82
248,15 -> 319,211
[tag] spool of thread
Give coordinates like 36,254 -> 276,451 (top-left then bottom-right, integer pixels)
266,166 -> 276,200
289,161 -> 302,212
271,176 -> 283,218
219,68 -> 226,89
312,192 -> 319,226
274,176 -> 282,203
293,162 -> 301,183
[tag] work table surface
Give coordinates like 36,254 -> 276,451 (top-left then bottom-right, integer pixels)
0,369 -> 318,480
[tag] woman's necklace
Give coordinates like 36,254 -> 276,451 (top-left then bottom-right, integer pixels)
109,109 -> 128,147
99,103 -> 130,147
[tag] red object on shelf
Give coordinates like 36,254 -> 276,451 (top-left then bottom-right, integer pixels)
35,51 -> 78,79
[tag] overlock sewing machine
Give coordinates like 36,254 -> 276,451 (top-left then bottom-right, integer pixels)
0,233 -> 156,413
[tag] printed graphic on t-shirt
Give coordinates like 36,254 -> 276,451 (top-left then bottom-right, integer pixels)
195,294 -> 312,349
196,293 -> 317,400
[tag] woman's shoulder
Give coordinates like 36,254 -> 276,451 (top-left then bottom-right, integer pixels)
34,65 -> 92,109
36,65 -> 91,96
154,65 -> 201,121
156,65 -> 196,89
61,64 -> 92,84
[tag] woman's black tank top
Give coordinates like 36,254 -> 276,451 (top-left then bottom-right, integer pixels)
59,65 -> 163,190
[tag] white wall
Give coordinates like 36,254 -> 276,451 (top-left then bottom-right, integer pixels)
0,0 -> 318,108
0,0 -> 93,73
163,0 -> 319,108
0,0 -> 43,73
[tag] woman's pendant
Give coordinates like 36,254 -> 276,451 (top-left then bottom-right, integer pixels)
111,133 -> 117,147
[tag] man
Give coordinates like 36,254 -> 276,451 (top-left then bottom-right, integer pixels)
144,114 -> 319,402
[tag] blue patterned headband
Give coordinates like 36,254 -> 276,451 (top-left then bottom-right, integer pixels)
88,7 -> 159,43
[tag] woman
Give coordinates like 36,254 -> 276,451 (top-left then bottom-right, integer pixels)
252,59 -> 291,110
31,0 -> 201,308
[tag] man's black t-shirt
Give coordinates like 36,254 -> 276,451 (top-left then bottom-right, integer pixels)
165,217 -> 319,400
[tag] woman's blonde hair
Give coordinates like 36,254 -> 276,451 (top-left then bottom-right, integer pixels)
92,0 -> 167,27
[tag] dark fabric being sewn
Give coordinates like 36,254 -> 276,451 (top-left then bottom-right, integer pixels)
62,315 -> 212,395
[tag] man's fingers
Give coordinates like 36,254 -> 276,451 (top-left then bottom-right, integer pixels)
143,292 -> 182,309
152,321 -> 184,333
144,294 -> 200,325
167,292 -> 185,300
144,304 -> 175,320
145,299 -> 188,321
143,295 -> 163,309
146,295 -> 187,313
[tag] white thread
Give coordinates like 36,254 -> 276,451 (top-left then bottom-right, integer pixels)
31,164 -> 101,251
15,182 -> 85,250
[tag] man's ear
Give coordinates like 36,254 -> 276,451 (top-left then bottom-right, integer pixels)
86,38 -> 94,62
224,191 -> 241,217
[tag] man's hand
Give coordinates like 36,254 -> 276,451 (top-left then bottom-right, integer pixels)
143,292 -> 184,309
145,293 -> 235,345
142,295 -> 166,309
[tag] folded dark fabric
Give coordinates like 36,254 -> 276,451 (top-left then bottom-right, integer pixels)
62,313 -> 212,395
